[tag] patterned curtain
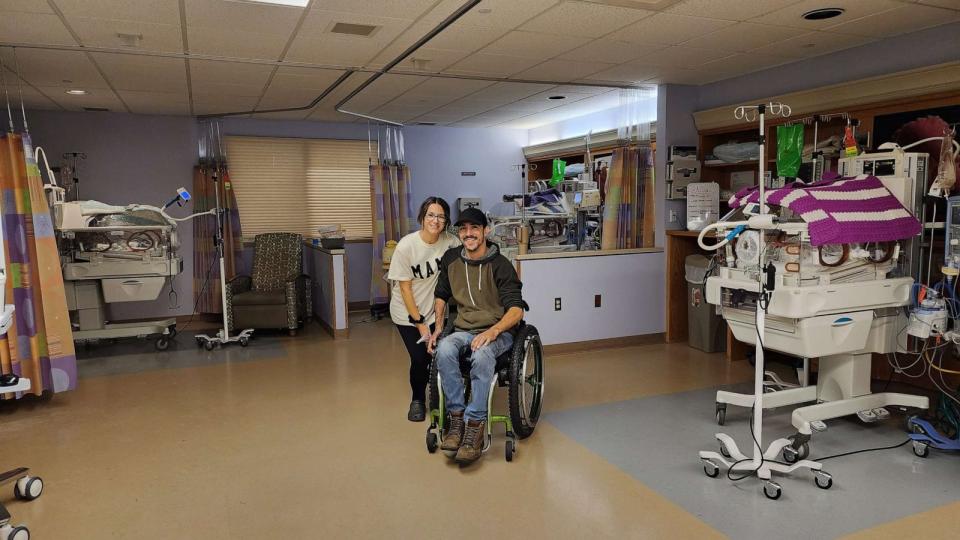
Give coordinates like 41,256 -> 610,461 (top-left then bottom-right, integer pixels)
192,166 -> 245,314
369,125 -> 413,305
601,144 -> 655,250
0,132 -> 77,397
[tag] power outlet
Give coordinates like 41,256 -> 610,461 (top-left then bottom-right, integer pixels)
594,294 -> 601,308
554,297 -> 561,311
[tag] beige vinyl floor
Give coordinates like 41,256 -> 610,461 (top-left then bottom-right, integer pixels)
3,318 -> 958,539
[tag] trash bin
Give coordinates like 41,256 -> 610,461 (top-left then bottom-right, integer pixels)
686,254 -> 726,353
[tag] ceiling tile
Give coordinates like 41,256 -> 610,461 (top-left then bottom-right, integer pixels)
607,13 -> 737,46
41,85 -> 126,112
187,27 -> 289,60
421,23 -> 511,52
682,22 -> 809,53
515,59 -> 614,82
191,81 -> 265,98
285,35 -> 387,67
918,0 -> 960,9
319,0 -> 438,19
423,0 -> 560,30
546,85 -> 613,96
402,77 -> 495,99
70,17 -> 182,53
189,60 -> 274,87
0,78 -> 58,110
268,67 -> 346,91
460,82 -> 555,102
390,48 -> 473,72
0,12 -> 77,46
749,0 -> 903,30
192,94 -> 259,116
361,74 -> 426,97
557,39 -> 659,65
666,0 -> 800,21
250,110 -> 311,121
750,31 -> 875,58
585,62 -> 660,83
90,53 -> 187,93
428,100 -> 500,118
56,0 -> 180,25
521,1 -> 654,38
824,4 -> 960,37
698,52 -> 794,78
306,109 -> 361,123
118,90 -> 190,116
521,2 -> 654,38
256,86 -> 328,110
185,0 -> 303,34
444,53 -> 542,77
481,30 -> 592,60
1,1 -> 54,14
3,49 -> 110,89
633,45 -> 738,67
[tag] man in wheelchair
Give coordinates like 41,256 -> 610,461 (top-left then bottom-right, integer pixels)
428,207 -> 524,465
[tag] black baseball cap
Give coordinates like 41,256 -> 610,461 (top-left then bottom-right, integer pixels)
454,207 -> 487,227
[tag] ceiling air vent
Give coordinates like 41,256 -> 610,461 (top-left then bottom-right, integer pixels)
83,107 -> 109,112
416,122 -> 437,126
329,22 -> 379,37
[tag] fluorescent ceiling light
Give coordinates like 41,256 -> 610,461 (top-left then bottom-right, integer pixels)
230,0 -> 309,7
65,89 -> 88,95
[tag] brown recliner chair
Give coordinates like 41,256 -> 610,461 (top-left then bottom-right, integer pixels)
226,232 -> 312,335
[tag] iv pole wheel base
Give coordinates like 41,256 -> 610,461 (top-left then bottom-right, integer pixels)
715,404 -> 726,426
702,459 -> 720,478
720,443 -> 731,458
814,470 -> 833,490
239,336 -> 249,347
913,441 -> 930,458
14,476 -> 43,501
204,341 -> 216,351
763,481 -> 782,500
782,442 -> 809,464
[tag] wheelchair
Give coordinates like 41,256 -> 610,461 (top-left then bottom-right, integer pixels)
425,303 -> 544,462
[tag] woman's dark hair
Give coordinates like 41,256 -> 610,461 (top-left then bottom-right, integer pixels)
417,196 -> 450,226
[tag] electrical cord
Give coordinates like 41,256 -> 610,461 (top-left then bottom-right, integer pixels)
176,250 -> 218,334
811,438 -> 912,462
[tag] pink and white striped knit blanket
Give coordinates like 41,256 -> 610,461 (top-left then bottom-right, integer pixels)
728,174 -> 921,246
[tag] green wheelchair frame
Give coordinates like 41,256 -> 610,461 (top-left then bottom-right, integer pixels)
424,313 -> 544,462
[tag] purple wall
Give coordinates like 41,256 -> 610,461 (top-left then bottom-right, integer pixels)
698,22 -> 960,111
24,110 -> 527,317
656,84 -> 700,234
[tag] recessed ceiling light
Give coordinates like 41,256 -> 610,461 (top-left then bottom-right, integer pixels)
802,8 -> 845,20
65,89 -> 88,95
548,95 -> 566,100
229,0 -> 309,7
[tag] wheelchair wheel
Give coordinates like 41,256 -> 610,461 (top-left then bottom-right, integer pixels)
509,325 -> 543,439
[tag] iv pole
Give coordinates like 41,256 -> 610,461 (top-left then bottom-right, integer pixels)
195,121 -> 253,350
698,102 -> 832,501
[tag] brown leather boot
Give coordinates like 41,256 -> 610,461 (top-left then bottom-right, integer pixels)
440,410 -> 465,452
454,419 -> 486,465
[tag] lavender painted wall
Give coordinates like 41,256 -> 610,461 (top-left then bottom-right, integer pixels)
698,22 -> 960,111
27,110 -> 198,320
656,84 -> 700,233
24,110 -> 528,317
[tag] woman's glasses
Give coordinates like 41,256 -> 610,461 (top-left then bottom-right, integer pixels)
425,212 -> 446,222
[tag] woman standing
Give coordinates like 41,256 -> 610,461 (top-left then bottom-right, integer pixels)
389,197 -> 460,421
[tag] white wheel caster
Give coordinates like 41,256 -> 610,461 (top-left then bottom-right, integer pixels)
5,525 -> 30,540
814,470 -> 833,490
913,441 -> 929,458
702,459 -> 720,478
763,480 -> 782,500
14,476 -> 43,501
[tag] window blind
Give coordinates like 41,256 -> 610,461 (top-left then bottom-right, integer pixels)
225,136 -> 375,239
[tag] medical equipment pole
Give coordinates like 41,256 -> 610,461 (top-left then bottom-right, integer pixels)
698,103 -> 830,501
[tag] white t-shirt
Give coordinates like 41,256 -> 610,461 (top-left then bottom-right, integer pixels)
388,230 -> 460,326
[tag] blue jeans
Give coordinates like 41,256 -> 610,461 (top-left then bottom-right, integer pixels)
436,330 -> 514,422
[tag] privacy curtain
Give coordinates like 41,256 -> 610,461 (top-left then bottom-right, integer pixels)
369,126 -> 413,306
0,132 -> 77,397
192,166 -> 245,314
601,144 -> 655,250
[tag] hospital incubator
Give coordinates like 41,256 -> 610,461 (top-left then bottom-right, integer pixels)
42,156 -> 210,350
